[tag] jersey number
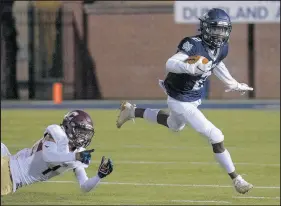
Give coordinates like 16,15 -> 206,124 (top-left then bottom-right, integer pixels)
198,78 -> 206,88
194,73 -> 209,90
32,140 -> 62,175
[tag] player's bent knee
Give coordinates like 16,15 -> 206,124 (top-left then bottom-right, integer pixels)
169,124 -> 185,132
209,127 -> 224,144
212,142 -> 225,153
167,117 -> 185,132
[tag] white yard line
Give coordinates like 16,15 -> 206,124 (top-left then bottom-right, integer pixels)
124,144 -> 240,150
97,160 -> 279,167
172,200 -> 231,204
233,196 -> 280,200
6,145 -> 279,167
46,180 -> 280,189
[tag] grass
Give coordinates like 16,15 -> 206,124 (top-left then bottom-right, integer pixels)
1,109 -> 280,205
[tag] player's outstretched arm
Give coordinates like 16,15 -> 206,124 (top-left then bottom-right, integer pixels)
213,61 -> 253,95
42,133 -> 96,164
75,149 -> 95,165
74,167 -> 101,192
213,61 -> 239,87
74,156 -> 114,193
42,135 -> 76,163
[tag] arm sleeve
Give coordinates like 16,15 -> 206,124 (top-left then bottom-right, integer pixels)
213,61 -> 239,88
165,52 -> 199,75
74,167 -> 101,192
42,141 -> 76,163
166,38 -> 201,75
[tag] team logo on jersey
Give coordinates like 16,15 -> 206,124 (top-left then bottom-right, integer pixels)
182,41 -> 193,53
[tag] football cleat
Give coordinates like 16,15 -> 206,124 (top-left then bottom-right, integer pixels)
116,101 -> 136,128
233,175 -> 253,194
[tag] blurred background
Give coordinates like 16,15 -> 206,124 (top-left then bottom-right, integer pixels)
1,0 -> 280,101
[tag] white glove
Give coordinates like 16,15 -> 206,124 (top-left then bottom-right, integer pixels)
225,83 -> 254,95
193,56 -> 213,75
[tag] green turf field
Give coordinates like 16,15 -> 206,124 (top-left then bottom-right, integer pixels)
1,109 -> 280,205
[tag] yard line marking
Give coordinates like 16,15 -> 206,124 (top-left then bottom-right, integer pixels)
3,144 -> 280,167
172,200 -> 231,204
4,145 -> 280,167
46,181 -> 280,189
124,145 -> 214,149
47,180 -> 74,183
123,144 -> 241,150
100,160 -> 279,167
233,196 -> 280,200
189,162 -> 280,167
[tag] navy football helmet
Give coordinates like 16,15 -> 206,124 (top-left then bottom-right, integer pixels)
199,8 -> 232,48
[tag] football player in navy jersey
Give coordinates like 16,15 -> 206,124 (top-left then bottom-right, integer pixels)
116,8 -> 253,194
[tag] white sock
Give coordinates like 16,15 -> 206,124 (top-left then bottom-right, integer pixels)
214,149 -> 235,173
143,108 -> 160,123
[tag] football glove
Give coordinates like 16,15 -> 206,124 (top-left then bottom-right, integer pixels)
225,83 -> 253,95
76,149 -> 95,165
97,156 -> 113,179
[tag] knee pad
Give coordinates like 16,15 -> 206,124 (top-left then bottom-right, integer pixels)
208,127 -> 224,144
167,116 -> 185,132
212,142 -> 225,153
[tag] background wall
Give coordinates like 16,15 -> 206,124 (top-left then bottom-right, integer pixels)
6,1 -> 281,100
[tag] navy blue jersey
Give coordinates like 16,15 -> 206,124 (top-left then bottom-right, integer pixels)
164,35 -> 228,102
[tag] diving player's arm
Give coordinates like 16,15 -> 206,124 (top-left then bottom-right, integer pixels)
42,135 -> 76,163
73,167 -> 101,192
214,61 -> 254,93
73,156 -> 113,193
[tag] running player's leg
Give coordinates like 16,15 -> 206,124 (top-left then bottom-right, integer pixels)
117,99 -> 237,176
116,100 -> 186,132
179,102 -> 253,194
116,100 -> 252,194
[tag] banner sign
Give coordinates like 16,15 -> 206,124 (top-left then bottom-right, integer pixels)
174,1 -> 280,23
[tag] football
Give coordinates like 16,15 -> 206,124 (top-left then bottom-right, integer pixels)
186,55 -> 209,65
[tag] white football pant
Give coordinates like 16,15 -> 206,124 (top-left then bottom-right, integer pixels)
166,96 -> 224,144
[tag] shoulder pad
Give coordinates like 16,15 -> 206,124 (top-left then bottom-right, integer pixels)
177,36 -> 202,56
45,124 -> 69,144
